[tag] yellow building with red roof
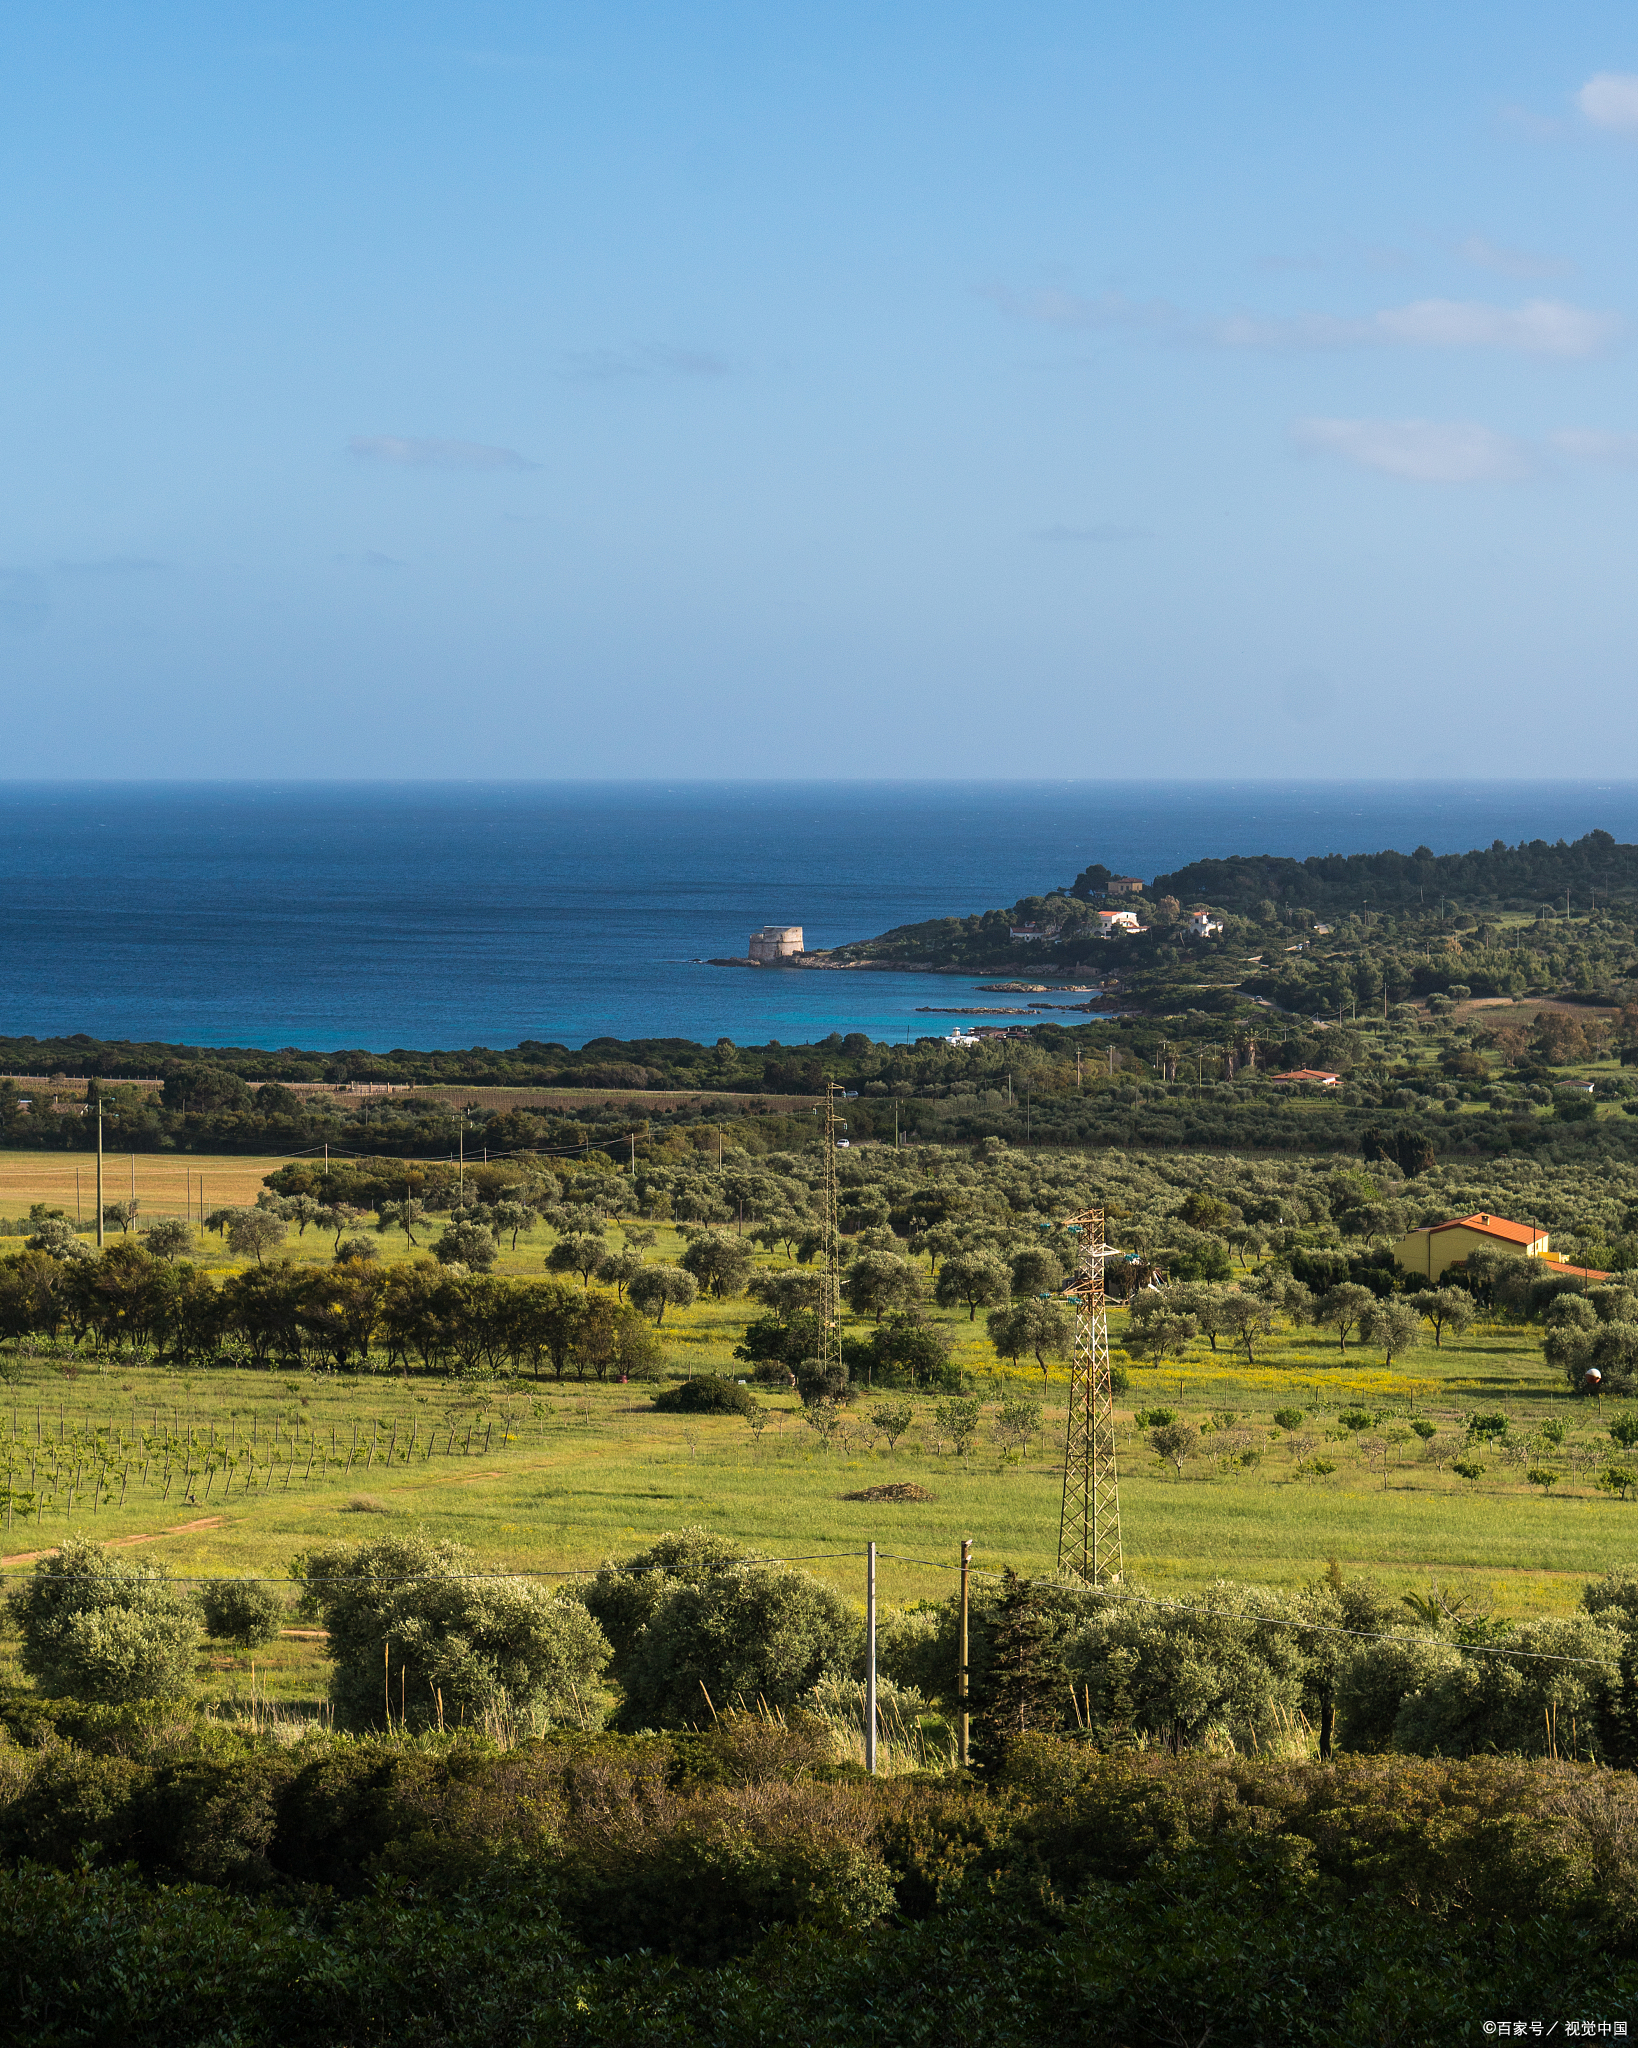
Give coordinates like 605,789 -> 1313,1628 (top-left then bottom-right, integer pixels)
1392,1211 -> 1607,1284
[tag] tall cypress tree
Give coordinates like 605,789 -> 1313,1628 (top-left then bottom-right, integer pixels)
974,1567 -> 1059,1767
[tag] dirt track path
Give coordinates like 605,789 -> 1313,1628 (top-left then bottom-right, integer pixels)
1,1515 -> 226,1568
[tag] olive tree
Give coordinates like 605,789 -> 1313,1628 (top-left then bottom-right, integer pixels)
583,1529 -> 858,1729
7,1535 -> 201,1701
1360,1298 -> 1425,1367
679,1231 -> 754,1300
200,1577 -> 285,1648
227,1209 -> 286,1266
628,1265 -> 698,1325
294,1534 -> 610,1733
1418,1286 -> 1476,1349
433,1219 -> 499,1272
140,1218 -> 194,1262
987,1297 -> 1073,1382
934,1250 -> 1011,1321
546,1233 -> 611,1287
1317,1282 -> 1377,1354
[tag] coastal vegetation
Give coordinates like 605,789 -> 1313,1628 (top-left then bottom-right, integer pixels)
8,830 -> 1638,2028
5,829 -> 1638,1177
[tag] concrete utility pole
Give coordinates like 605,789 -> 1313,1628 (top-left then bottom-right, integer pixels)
864,1542 -> 878,1775
957,1538 -> 972,1768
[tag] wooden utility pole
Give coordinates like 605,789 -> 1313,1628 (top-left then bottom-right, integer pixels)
95,1097 -> 104,1248
1057,1204 -> 1123,1583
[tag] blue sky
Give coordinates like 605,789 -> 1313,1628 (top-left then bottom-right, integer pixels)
4,2 -> 1638,777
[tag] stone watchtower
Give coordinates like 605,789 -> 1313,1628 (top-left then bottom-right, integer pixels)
748,925 -> 804,962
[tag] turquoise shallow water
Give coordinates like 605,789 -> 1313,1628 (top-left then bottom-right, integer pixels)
1,779 -> 1634,1052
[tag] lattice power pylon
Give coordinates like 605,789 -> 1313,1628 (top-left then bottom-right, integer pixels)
1057,1204 -> 1124,1583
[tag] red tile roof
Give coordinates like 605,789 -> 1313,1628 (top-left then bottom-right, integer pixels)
1430,1212 -> 1542,1246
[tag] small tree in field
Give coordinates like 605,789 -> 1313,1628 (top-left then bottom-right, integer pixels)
872,1398 -> 915,1451
995,1396 -> 1044,1458
1317,1282 -> 1376,1354
987,1298 -> 1073,1383
7,1535 -> 200,1701
141,1218 -> 193,1262
1419,1287 -> 1475,1349
1361,1299 -> 1424,1368
546,1233 -> 608,1287
201,1577 -> 285,1648
1149,1421 -> 1199,1477
628,1265 -> 697,1325
435,1219 -> 498,1272
932,1396 -> 983,1457
227,1210 -> 286,1266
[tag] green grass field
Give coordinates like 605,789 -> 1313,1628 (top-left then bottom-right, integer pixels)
2,1149 -> 1633,1711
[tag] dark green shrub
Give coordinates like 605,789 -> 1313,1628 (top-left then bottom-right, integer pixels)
650,1375 -> 758,1416
0,1749 -> 152,1868
6,1536 -> 201,1702
200,1579 -> 285,1649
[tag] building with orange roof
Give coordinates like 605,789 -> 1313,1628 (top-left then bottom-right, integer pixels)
1392,1210 -> 1609,1284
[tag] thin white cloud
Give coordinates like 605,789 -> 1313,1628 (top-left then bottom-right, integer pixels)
1577,72 -> 1638,130
1553,428 -> 1638,465
1217,297 -> 1616,358
348,436 -> 536,471
990,284 -> 1616,357
1293,418 -> 1531,484
1456,234 -> 1572,280
1376,297 -> 1614,355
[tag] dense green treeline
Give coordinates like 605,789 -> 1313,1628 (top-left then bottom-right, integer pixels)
3,1744 -> 1632,2043
1148,825 -> 1637,913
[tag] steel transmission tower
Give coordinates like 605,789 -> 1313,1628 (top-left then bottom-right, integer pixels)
1057,1204 -> 1124,1583
816,1082 -> 845,1381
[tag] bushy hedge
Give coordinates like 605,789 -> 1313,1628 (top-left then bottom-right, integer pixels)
650,1375 -> 759,1416
2,1723 -> 1637,2038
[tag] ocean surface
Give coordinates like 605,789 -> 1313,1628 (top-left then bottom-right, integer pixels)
1,780 -> 1636,1054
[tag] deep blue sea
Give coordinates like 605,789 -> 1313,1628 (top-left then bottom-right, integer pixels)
2,781 -> 1636,1053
